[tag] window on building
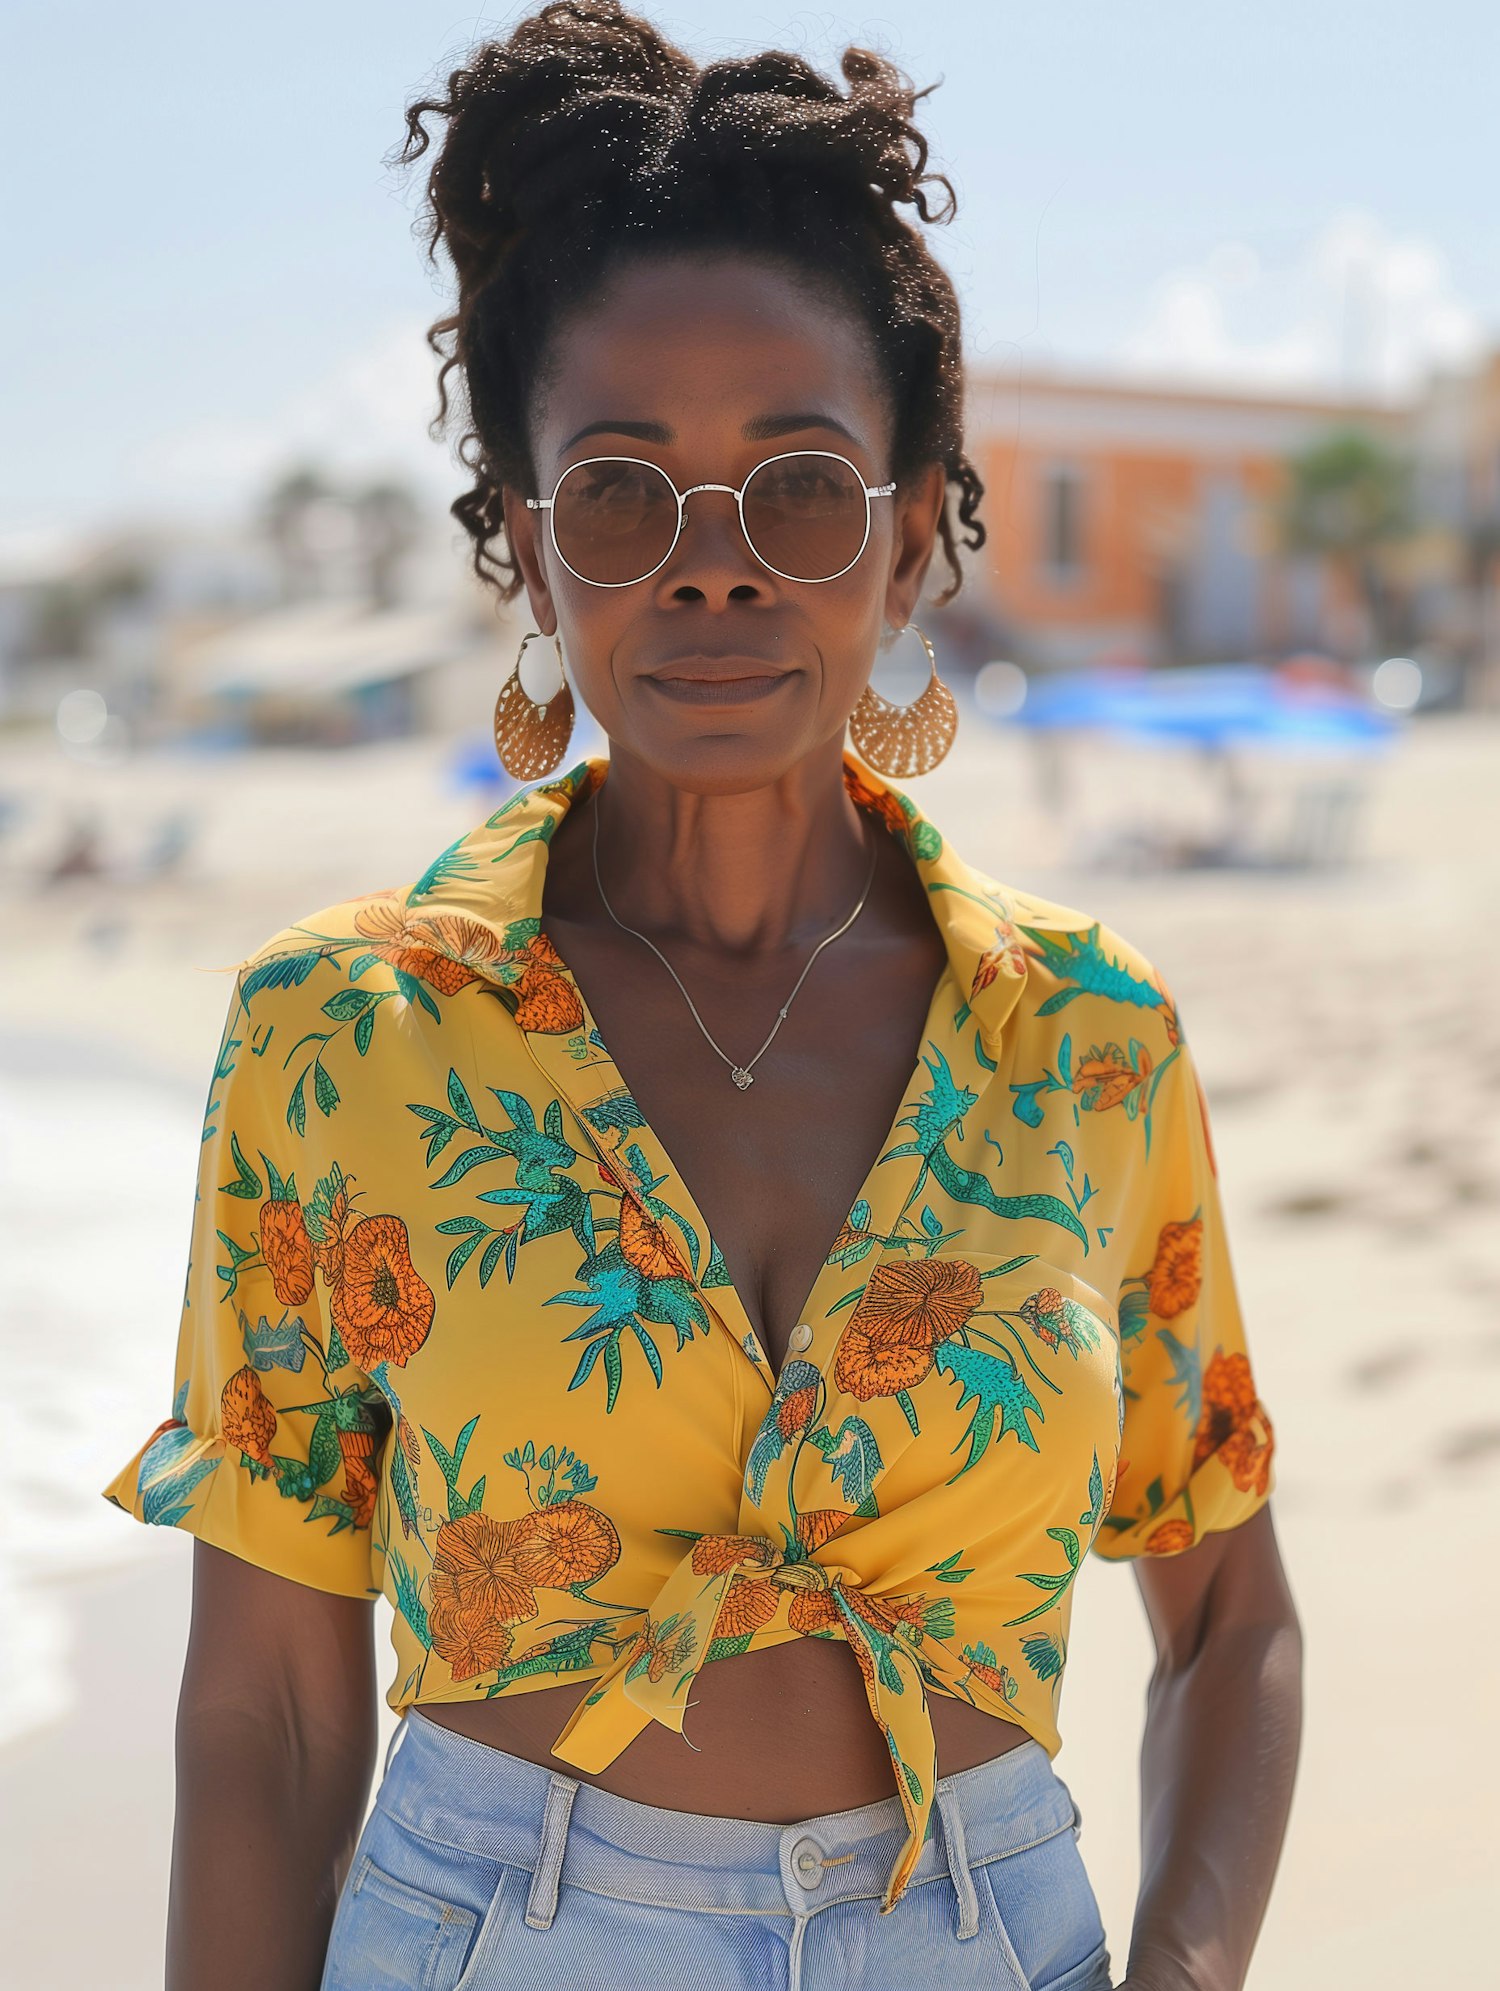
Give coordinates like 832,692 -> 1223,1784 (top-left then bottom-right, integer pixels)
1042,466 -> 1086,579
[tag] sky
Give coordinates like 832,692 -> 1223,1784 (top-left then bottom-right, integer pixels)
2,0 -> 1494,551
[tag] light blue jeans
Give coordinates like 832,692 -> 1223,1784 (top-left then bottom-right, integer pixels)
320,1707 -> 1114,1990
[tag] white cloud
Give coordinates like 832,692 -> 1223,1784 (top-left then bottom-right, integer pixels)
126,317 -> 461,519
1116,209 -> 1487,397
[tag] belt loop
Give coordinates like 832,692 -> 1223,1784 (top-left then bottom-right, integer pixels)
524,1774 -> 578,1930
934,1782 -> 981,1940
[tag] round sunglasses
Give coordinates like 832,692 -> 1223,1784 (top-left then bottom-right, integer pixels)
525,450 -> 898,587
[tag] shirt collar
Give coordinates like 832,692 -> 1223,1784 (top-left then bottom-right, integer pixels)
400,749 -> 1032,1057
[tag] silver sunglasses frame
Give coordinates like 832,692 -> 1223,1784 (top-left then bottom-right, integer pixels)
525,449 -> 898,587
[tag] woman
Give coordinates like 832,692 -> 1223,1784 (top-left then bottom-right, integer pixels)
103,5 -> 1302,1986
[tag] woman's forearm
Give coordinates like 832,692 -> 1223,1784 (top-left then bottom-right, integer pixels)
1124,1609 -> 1303,1991
167,1703 -> 376,1991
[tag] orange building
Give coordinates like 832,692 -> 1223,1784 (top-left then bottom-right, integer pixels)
963,364 -> 1415,669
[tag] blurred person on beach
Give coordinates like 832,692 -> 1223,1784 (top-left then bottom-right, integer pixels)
99,5 -> 1301,1987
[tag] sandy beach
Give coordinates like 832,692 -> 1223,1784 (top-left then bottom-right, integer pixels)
1,703 -> 1494,1987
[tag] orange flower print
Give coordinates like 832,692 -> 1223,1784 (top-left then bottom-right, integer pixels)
835,1335 -> 934,1400
970,921 -> 1028,996
512,943 -> 585,1035
690,1534 -> 778,1577
398,1416 -> 421,1477
1144,1519 -> 1196,1556
627,1612 -> 699,1683
1221,1412 -> 1275,1499
258,1196 -> 314,1306
789,1587 -> 840,1636
711,1576 -> 780,1642
429,1593 -> 514,1681
1072,1044 -> 1149,1113
413,912 -> 508,976
834,1258 -> 982,1400
617,1197 -> 689,1280
306,1174 -> 353,1287
432,1512 -> 538,1624
1193,1352 -> 1273,1495
795,1508 -> 847,1554
1147,1219 -> 1203,1319
841,761 -> 911,839
337,1419 -> 380,1528
777,1385 -> 819,1439
220,1366 -> 277,1465
512,1500 -> 621,1589
340,1453 -> 378,1530
852,1258 -> 984,1346
352,899 -> 477,997
329,1214 -> 435,1369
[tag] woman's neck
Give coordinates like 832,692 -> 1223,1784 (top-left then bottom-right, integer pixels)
556,737 -> 878,961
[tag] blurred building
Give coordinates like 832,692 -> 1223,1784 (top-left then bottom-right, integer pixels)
964,344 -> 1500,703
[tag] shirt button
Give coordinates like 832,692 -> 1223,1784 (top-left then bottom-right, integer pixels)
787,1323 -> 814,1354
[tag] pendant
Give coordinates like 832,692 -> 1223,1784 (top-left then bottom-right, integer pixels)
731,1067 -> 754,1090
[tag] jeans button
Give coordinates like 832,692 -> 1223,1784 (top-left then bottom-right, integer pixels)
791,1835 -> 825,1887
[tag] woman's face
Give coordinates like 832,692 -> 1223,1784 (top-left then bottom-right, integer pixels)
505,252 -> 946,793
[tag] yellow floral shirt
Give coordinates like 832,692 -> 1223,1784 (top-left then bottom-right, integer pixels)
103,751 -> 1274,1913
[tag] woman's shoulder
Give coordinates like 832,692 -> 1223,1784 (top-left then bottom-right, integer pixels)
931,824 -> 1176,1032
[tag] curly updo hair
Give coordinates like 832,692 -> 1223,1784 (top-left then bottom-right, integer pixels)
397,0 -> 985,607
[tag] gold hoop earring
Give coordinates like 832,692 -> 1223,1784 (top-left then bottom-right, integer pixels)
848,623 -> 958,778
493,630 -> 575,780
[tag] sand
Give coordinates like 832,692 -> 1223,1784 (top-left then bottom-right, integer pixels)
1,703 -> 1494,1988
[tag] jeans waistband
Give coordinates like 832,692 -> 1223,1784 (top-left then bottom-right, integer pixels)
374,1709 -> 1080,1927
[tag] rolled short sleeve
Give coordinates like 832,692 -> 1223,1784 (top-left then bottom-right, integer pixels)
1093,996 -> 1275,1560
101,963 -> 392,1597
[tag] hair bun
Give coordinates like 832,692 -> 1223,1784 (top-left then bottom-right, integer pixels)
398,1 -> 983,608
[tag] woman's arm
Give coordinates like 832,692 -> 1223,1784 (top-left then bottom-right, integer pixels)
168,1541 -> 381,1991
1119,1504 -> 1303,1991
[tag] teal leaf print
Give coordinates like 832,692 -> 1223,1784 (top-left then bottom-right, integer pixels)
409,830 -> 478,902
1118,1286 -> 1150,1346
241,951 -> 322,1000
744,1359 -> 821,1504
816,1415 -> 883,1508
1080,1451 -> 1106,1530
1156,1326 -> 1203,1421
321,987 -> 376,1023
239,1310 -> 307,1374
422,1414 -> 480,1490
1019,924 -> 1165,1011
1021,1631 -> 1065,1682
637,1274 -> 711,1351
220,1131 -> 261,1200
580,1089 -> 646,1142
387,1549 -> 431,1647
928,1549 -> 973,1584
925,1145 -> 1087,1246
138,1427 -> 219,1525
932,1341 -> 1045,1472
447,1069 -> 483,1132
1010,1079 -> 1048,1129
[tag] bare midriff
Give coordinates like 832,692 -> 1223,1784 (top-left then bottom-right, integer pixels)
413,1638 -> 1032,1820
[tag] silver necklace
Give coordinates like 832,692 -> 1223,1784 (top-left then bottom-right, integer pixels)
590,794 -> 879,1090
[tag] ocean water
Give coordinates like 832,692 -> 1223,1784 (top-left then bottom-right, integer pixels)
1,1035 -> 203,1748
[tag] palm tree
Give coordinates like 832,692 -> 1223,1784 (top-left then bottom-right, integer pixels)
263,466 -> 336,604
352,480 -> 421,611
1277,428 -> 1415,657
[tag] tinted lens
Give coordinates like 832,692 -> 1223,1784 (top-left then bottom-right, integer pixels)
742,453 -> 869,580
551,459 -> 678,584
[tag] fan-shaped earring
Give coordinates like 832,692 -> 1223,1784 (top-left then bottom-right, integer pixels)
848,623 -> 958,778
493,630 -> 575,780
